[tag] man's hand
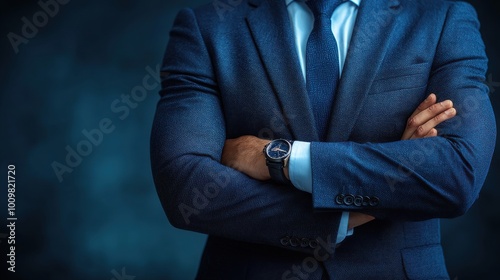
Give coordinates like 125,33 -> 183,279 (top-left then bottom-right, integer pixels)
221,136 -> 271,181
401,93 -> 456,140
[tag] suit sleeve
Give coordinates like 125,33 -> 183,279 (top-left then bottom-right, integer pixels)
150,8 -> 342,252
310,2 -> 496,221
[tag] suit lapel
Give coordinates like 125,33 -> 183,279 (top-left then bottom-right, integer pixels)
246,0 -> 319,141
325,0 -> 402,142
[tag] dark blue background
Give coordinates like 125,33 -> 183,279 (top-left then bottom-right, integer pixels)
0,0 -> 498,279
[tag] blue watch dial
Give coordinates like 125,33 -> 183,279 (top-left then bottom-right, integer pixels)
266,139 -> 291,160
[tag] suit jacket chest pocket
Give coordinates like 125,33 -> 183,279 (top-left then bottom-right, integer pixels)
369,63 -> 430,95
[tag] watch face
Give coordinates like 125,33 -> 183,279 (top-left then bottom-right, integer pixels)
266,139 -> 291,160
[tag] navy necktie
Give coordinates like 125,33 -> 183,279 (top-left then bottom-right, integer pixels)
305,0 -> 343,139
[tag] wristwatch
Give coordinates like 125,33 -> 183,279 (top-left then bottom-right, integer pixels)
263,139 -> 293,184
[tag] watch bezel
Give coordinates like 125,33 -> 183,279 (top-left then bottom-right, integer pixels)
264,139 -> 292,161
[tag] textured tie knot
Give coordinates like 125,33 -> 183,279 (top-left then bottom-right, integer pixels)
305,0 -> 344,17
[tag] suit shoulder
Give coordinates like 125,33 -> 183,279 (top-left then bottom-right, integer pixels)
444,0 -> 479,18
169,0 -> 254,45
398,0 -> 478,22
402,0 -> 478,14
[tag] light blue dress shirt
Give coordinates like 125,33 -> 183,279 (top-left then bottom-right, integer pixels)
286,0 -> 361,243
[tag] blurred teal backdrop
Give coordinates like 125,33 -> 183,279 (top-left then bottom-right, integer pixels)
0,0 -> 498,279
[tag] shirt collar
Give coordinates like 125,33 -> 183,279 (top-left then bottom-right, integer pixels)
285,0 -> 361,7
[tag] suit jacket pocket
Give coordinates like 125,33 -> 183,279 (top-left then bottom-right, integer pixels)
369,63 -> 430,95
401,244 -> 449,280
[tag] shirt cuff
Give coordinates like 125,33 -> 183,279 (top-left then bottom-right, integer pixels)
289,141 -> 312,193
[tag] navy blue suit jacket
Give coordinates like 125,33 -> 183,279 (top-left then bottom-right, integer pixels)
151,0 -> 496,279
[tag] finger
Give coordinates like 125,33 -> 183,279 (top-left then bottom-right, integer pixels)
410,108 -> 456,139
404,100 -> 454,139
409,93 -> 437,120
424,128 -> 438,138
410,99 -> 453,127
401,94 -> 437,140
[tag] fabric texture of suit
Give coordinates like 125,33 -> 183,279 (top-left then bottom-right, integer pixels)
150,0 -> 496,279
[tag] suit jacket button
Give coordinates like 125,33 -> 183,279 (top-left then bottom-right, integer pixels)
309,239 -> 318,249
290,237 -> 299,247
300,238 -> 309,248
370,196 -> 380,207
343,194 -> 354,206
335,194 -> 345,205
280,236 -> 290,246
362,196 -> 371,207
354,195 -> 363,207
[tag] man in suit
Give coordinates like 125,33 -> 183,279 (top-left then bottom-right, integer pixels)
150,0 -> 496,278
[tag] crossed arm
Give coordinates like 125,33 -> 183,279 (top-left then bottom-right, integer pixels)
221,93 -> 457,229
152,3 -> 495,252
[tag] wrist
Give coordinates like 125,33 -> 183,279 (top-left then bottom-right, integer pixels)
263,139 -> 293,184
